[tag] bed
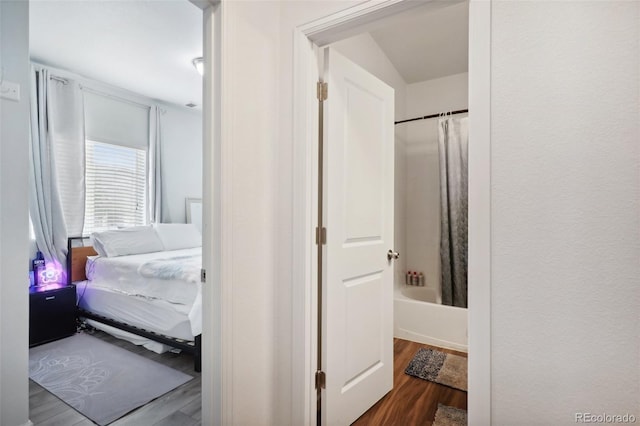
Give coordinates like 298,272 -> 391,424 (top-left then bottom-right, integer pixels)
67,224 -> 202,372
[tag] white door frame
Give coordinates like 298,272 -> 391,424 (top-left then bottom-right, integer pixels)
190,1 -> 230,425
291,1 -> 492,424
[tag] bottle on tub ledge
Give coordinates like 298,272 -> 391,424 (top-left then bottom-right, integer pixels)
405,270 -> 426,286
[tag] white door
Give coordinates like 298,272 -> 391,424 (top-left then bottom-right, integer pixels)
322,48 -> 395,425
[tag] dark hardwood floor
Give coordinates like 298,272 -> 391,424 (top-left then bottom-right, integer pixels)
29,329 -> 201,426
352,338 -> 467,426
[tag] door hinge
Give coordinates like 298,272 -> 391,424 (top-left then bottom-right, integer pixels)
315,227 -> 327,245
317,82 -> 328,101
201,268 -> 206,283
315,370 -> 326,389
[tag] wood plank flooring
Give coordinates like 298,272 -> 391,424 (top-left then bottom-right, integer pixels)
30,334 -> 463,425
29,329 -> 201,426
352,339 -> 467,426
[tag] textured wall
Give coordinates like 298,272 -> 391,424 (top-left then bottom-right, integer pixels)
491,1 -> 640,423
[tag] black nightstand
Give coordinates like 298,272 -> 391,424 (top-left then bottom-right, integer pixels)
29,284 -> 77,347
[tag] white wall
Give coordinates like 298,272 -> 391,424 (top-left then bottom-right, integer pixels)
159,104 -> 202,224
491,1 -> 639,423
0,1 -> 31,425
404,73 -> 468,298
406,72 -> 468,117
219,1 -> 282,423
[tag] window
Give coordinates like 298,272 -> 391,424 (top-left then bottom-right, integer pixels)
81,90 -> 151,235
83,140 -> 147,234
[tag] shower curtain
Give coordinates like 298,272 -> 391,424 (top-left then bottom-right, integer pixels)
438,117 -> 468,308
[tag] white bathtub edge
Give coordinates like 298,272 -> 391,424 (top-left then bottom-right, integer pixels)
394,327 -> 468,353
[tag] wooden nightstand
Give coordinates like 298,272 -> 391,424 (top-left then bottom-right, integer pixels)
29,283 -> 77,347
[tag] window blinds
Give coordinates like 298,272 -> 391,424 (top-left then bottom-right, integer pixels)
83,140 -> 147,234
84,90 -> 150,149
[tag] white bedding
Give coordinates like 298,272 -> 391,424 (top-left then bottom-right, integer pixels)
82,247 -> 202,337
86,247 -> 201,305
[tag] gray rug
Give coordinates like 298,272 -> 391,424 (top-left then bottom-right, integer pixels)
29,333 -> 192,425
404,348 -> 467,391
433,404 -> 467,426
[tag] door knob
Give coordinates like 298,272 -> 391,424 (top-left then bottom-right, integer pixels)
387,250 -> 400,261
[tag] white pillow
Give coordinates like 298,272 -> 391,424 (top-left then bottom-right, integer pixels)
153,223 -> 202,251
91,226 -> 164,257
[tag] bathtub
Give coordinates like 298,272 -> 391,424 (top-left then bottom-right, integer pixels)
394,285 -> 468,352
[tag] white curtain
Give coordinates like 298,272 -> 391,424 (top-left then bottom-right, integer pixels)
149,106 -> 165,223
29,67 -> 85,265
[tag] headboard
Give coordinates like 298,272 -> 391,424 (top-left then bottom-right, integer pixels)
67,237 -> 98,284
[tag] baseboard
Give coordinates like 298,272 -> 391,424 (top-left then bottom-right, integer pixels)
21,420 -> 34,426
395,328 -> 468,353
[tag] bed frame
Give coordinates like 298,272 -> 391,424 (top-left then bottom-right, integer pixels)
67,236 -> 202,372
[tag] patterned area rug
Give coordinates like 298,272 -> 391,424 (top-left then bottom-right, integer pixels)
404,348 -> 467,391
433,404 -> 468,426
29,333 -> 192,425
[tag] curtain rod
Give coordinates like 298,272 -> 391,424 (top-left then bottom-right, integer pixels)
49,75 -> 69,85
81,86 -> 151,110
394,109 -> 468,125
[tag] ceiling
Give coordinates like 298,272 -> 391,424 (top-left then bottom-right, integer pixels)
369,1 -> 469,83
29,1 -> 467,106
30,0 -> 203,108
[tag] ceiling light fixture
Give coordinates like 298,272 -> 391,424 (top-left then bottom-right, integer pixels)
192,57 -> 204,76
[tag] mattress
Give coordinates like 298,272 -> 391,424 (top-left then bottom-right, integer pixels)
78,248 -> 203,349
77,282 -> 195,339
77,281 -> 200,353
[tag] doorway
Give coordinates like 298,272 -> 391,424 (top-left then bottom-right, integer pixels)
291,0 -> 491,423
23,1 -> 221,425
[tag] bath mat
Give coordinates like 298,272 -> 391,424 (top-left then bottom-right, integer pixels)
404,348 -> 467,391
29,333 -> 193,425
433,404 -> 467,426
